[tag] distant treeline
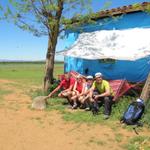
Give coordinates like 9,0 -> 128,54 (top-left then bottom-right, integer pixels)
0,61 -> 64,64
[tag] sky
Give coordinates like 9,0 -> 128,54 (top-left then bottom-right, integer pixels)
0,0 -> 149,61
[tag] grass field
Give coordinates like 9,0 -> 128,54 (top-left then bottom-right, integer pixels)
0,62 -> 150,150
0,62 -> 64,86
0,62 -> 149,126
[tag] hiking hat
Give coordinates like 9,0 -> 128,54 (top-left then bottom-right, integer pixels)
86,75 -> 93,80
95,72 -> 103,78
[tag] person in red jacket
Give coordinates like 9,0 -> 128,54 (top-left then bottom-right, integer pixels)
71,75 -> 86,109
48,72 -> 75,103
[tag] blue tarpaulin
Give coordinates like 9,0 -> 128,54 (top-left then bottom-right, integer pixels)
64,11 -> 150,82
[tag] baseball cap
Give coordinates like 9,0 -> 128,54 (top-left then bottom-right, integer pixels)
136,98 -> 144,104
95,72 -> 103,78
86,75 -> 93,80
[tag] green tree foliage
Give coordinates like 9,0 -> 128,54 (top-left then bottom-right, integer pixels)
1,0 -> 93,36
1,0 -> 94,91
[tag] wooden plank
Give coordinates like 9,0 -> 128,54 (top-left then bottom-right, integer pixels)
140,73 -> 150,101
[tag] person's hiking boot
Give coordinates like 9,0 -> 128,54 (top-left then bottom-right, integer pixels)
84,102 -> 90,111
103,115 -> 109,120
79,104 -> 86,109
72,103 -> 78,109
85,107 -> 90,111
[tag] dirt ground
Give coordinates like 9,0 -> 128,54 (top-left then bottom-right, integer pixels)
0,79 -> 149,150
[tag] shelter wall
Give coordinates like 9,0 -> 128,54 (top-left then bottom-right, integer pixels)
64,11 -> 150,82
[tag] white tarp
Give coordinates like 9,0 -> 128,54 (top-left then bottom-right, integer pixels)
58,28 -> 150,60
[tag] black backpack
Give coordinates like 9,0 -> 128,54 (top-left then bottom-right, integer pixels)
120,100 -> 145,125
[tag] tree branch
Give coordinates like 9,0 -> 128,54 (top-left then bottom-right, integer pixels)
56,0 -> 64,20
40,0 -> 53,18
59,27 -> 65,34
29,0 -> 51,35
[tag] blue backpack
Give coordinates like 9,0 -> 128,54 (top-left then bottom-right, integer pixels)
121,99 -> 145,125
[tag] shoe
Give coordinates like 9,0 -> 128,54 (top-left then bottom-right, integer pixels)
80,104 -> 86,109
85,107 -> 90,111
72,104 -> 78,109
103,115 -> 109,120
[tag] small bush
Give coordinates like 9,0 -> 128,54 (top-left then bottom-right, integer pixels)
46,79 -> 60,96
30,79 -> 60,99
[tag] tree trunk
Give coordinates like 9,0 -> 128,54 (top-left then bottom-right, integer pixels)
43,0 -> 63,92
43,35 -> 57,92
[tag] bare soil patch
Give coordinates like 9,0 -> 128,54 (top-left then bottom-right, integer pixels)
0,79 -> 149,150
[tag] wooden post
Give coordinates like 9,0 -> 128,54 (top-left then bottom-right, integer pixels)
140,73 -> 150,101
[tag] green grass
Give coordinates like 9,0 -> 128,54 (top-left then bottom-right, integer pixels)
123,136 -> 150,150
0,88 -> 12,107
0,88 -> 11,96
45,97 -> 105,124
111,96 -> 134,120
32,92 -> 150,128
46,97 -> 66,112
0,62 -> 64,86
1,62 -> 150,149
44,96 -> 133,125
88,137 -> 106,146
0,88 -> 12,101
1,62 -> 150,128
142,99 -> 150,127
0,64 -> 44,87
115,133 -> 123,143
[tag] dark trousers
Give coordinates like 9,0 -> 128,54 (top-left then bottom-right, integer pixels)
97,96 -> 113,115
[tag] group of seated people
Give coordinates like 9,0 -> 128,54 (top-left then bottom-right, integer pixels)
48,72 -> 114,119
